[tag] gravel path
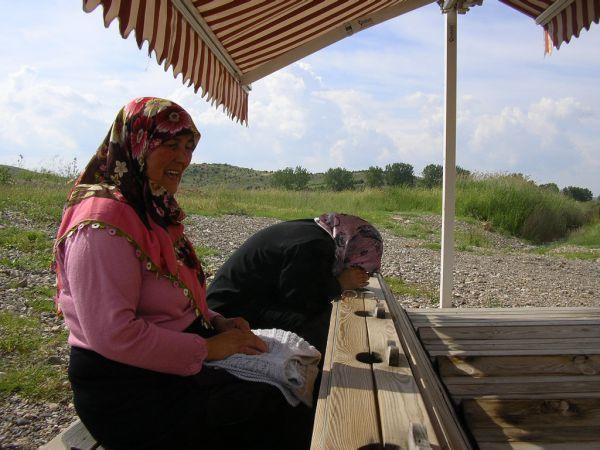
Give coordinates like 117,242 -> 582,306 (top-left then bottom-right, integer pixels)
1,214 -> 599,449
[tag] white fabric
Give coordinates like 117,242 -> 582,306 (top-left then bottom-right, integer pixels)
205,328 -> 321,406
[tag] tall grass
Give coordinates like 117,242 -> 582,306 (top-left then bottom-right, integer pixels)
1,167 -> 597,245
178,186 -> 441,226
457,175 -> 590,243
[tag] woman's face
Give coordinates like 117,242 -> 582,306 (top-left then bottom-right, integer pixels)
145,133 -> 195,194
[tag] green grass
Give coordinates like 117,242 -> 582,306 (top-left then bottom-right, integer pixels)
0,312 -> 69,401
0,184 -> 69,225
383,276 -> 437,305
455,228 -> 492,251
195,245 -> 219,259
457,175 -> 591,243
23,286 -> 56,313
566,220 -> 600,248
0,226 -> 54,271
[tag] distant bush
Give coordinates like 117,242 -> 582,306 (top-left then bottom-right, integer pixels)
562,186 -> 593,202
385,163 -> 414,187
324,167 -> 354,191
0,167 -> 13,185
539,183 -> 560,193
456,166 -> 471,178
458,175 -> 586,243
365,166 -> 384,188
422,164 -> 443,188
270,166 -> 310,190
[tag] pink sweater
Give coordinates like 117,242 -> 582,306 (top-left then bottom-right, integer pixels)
57,227 -> 219,376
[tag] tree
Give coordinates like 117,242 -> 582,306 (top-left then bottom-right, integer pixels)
271,166 -> 311,190
422,164 -> 443,188
539,183 -> 560,194
384,162 -> 414,186
456,166 -> 471,178
324,167 -> 354,191
562,186 -> 593,202
365,166 -> 384,188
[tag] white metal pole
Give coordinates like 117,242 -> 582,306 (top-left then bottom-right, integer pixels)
440,8 -> 457,308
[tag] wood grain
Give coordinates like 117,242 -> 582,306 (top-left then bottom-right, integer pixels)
320,295 -> 381,450
364,292 -> 439,449
437,355 -> 600,377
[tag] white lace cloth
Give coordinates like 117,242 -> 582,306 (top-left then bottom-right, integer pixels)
205,328 -> 321,406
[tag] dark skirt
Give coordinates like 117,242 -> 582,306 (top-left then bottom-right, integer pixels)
68,319 -> 313,450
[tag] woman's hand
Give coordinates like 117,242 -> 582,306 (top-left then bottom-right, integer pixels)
337,267 -> 369,291
205,329 -> 268,361
212,315 -> 250,333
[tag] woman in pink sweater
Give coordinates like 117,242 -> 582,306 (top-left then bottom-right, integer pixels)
54,97 -> 311,449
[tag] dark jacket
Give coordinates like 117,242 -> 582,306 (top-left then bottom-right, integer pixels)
207,219 -> 341,329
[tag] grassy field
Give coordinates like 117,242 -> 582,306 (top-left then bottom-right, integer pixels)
0,165 -> 598,402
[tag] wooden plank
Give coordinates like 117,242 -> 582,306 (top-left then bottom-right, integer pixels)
424,338 -> 600,351
376,274 -> 473,450
408,422 -> 433,450
462,398 -> 600,429
445,375 -> 600,397
320,294 -> 381,449
470,425 -> 600,442
437,355 -> 600,377
41,420 -> 101,450
419,325 -> 600,341
407,307 -> 600,315
478,442 -> 600,449
428,349 -> 600,357
363,290 -> 439,449
310,299 -> 340,450
412,320 -> 600,328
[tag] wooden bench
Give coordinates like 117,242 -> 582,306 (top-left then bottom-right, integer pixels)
309,275 -> 472,450
409,307 -> 600,449
41,420 -> 103,450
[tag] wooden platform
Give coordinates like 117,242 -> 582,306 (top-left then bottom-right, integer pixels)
408,307 -> 600,449
310,277 -> 448,450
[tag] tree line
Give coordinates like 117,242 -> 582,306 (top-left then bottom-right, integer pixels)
269,163 -> 595,202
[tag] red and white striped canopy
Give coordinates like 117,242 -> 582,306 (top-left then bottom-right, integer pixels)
501,0 -> 600,53
83,0 -> 598,124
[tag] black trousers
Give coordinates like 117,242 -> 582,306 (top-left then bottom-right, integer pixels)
68,320 -> 313,450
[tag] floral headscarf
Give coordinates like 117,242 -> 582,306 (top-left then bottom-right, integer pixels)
55,97 -> 209,324
315,213 -> 383,276
71,97 -> 201,230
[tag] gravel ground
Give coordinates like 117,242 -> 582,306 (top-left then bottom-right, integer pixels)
1,214 -> 599,449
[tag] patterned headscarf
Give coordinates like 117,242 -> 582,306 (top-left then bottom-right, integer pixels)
71,97 -> 200,230
315,213 -> 383,276
55,98 -> 209,323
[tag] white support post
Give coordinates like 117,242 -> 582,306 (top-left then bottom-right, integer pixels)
440,8 -> 457,308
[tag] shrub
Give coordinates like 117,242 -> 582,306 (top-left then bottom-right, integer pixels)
456,166 -> 471,178
562,186 -> 593,202
458,175 -> 586,243
324,167 -> 354,191
384,163 -> 414,186
271,166 -> 311,190
0,166 -> 13,185
365,166 -> 384,188
422,164 -> 443,188
539,183 -> 560,193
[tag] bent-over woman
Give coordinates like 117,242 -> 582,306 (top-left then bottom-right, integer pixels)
207,213 -> 384,354
54,97 -> 311,450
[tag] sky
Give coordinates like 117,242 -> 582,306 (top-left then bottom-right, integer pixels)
0,1 -> 598,195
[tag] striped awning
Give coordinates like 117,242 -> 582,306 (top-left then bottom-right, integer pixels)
500,0 -> 600,53
84,0 -> 597,123
83,0 -> 434,123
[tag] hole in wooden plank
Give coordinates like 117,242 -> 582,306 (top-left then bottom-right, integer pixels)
355,310 -> 371,317
356,351 -> 383,364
